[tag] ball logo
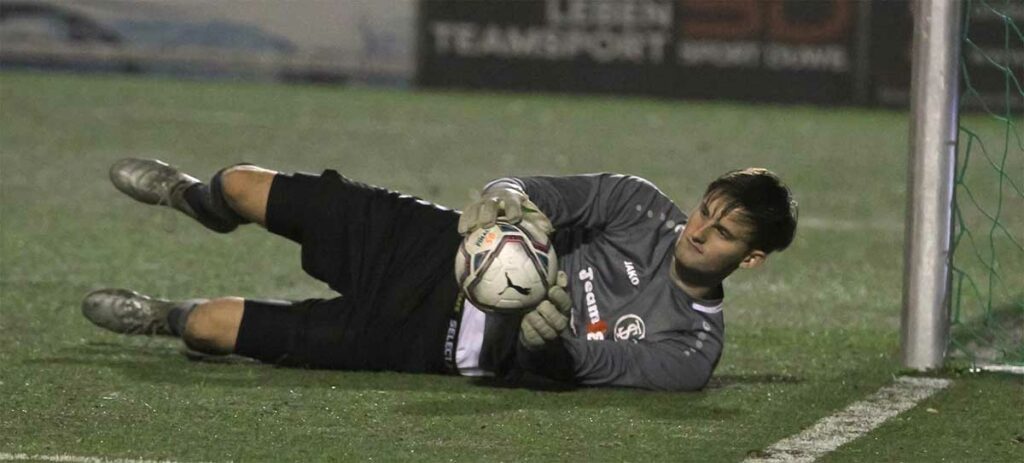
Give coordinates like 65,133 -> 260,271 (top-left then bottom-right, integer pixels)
476,230 -> 498,247
614,314 -> 646,342
500,272 -> 531,296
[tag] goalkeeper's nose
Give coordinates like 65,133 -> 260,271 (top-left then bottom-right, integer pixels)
690,224 -> 709,244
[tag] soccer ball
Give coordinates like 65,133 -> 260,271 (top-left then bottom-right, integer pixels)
454,220 -> 558,313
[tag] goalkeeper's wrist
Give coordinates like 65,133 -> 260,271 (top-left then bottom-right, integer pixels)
518,330 -> 566,351
480,179 -> 525,197
515,335 -> 575,382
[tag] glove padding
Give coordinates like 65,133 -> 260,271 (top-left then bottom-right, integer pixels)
458,187 -> 554,236
519,271 -> 571,351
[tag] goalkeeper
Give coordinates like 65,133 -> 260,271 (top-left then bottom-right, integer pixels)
83,159 -> 796,391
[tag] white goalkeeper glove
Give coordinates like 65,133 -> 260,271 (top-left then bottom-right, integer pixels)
458,186 -> 554,236
519,271 -> 571,351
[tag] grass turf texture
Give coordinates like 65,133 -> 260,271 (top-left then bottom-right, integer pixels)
1,72 -> 1021,462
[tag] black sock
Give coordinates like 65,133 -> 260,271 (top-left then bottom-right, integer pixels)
182,166 -> 252,233
166,303 -> 196,338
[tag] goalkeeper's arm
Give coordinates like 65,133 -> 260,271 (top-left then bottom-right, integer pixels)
516,333 -> 719,392
514,276 -> 721,392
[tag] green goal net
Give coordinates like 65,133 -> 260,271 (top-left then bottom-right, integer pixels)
949,0 -> 1024,368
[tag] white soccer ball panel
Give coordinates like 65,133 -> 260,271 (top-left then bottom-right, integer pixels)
453,221 -> 558,313
470,240 -> 547,309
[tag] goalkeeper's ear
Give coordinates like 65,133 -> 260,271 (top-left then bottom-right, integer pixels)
739,250 -> 767,269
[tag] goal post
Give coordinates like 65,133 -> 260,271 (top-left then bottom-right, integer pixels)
901,0 -> 962,371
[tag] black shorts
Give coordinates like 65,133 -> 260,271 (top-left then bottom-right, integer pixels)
233,170 -> 463,374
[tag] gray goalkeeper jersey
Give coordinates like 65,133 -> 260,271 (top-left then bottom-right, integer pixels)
475,174 -> 725,391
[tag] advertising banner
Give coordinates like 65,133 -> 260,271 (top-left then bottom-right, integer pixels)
3,0 -> 1017,107
0,0 -> 417,84
418,0 -> 1020,108
418,0 -> 864,104
872,1 -> 1023,109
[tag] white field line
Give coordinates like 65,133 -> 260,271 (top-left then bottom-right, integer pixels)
744,376 -> 952,463
798,217 -> 903,232
972,364 -> 1024,375
0,453 -> 221,463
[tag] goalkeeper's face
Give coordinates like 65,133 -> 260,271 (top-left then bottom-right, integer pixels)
675,195 -> 766,283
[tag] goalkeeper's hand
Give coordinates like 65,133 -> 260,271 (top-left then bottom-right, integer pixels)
458,186 -> 554,236
519,271 -> 571,351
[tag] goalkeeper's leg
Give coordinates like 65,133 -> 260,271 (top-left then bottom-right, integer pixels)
81,288 -> 365,365
80,289 -> 241,355
209,164 -> 276,226
180,298 -> 244,355
81,289 -> 262,357
109,158 -> 276,231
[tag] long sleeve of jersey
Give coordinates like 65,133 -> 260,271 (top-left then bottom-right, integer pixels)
485,174 -> 726,392
485,173 -> 660,232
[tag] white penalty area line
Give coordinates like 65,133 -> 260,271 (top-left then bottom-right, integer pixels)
0,453 -> 221,463
744,376 -> 952,463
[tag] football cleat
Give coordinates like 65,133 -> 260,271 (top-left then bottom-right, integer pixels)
81,288 -> 196,336
109,158 -> 201,219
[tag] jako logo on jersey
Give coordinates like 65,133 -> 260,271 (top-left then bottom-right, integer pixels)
623,261 -> 639,286
578,267 -> 605,340
614,314 -> 646,342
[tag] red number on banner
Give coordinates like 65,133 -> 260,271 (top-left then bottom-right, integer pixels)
767,0 -> 852,42
680,0 -> 853,43
679,0 -> 761,40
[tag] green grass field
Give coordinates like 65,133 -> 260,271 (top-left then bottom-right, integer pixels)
1,72 -> 1021,462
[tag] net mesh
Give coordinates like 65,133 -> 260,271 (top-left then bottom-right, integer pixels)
950,0 -> 1024,367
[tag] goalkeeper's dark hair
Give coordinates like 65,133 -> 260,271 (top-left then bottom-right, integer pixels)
704,168 -> 798,253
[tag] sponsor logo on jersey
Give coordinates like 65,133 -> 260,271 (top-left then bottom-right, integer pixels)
614,314 -> 646,342
586,320 -> 607,338
623,261 -> 640,286
578,267 -> 605,340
